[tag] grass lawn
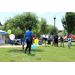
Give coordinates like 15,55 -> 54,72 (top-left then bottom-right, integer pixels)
0,42 -> 75,62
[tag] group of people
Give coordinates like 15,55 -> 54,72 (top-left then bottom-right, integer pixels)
52,33 -> 64,47
21,27 -> 72,54
52,33 -> 72,49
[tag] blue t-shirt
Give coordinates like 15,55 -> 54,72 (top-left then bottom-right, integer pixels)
9,39 -> 14,43
25,30 -> 33,39
53,35 -> 55,39
21,38 -> 25,42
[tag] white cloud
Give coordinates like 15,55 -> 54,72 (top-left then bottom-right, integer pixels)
35,12 -> 44,15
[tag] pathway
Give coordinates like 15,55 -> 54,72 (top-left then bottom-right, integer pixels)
0,44 -> 46,48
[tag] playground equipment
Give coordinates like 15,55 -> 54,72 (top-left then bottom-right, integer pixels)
72,35 -> 75,39
63,36 -> 67,40
63,34 -> 75,40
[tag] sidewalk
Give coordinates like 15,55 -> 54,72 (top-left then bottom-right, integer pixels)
0,44 -> 46,48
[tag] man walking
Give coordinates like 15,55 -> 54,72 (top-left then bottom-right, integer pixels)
24,26 -> 33,54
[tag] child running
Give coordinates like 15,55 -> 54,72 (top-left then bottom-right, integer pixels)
68,35 -> 71,49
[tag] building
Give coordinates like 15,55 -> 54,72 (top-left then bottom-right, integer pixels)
0,30 -> 9,44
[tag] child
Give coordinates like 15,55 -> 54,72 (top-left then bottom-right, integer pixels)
68,35 -> 71,49
21,35 -> 25,50
60,36 -> 64,47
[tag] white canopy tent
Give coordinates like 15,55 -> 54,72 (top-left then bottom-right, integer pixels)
0,30 -> 8,44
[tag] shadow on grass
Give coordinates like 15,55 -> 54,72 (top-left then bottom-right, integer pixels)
27,54 -> 35,56
42,45 -> 51,47
31,49 -> 43,52
7,48 -> 44,57
7,49 -> 24,53
71,44 -> 75,46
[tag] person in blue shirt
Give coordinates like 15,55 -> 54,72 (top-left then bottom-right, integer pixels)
52,33 -> 56,46
24,26 -> 33,54
9,39 -> 11,44
21,35 -> 25,50
9,39 -> 14,45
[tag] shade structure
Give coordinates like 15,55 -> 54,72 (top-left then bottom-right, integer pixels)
0,30 -> 8,34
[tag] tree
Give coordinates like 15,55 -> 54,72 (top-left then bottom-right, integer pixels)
39,18 -> 48,35
46,25 -> 58,35
0,12 -> 59,39
10,12 -> 39,35
0,12 -> 39,38
61,12 -> 75,34
0,22 -> 2,26
72,27 -> 75,35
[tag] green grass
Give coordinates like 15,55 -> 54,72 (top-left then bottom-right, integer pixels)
0,42 -> 75,62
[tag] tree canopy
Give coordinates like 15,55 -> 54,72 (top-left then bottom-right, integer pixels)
0,12 -> 58,38
61,12 -> 75,34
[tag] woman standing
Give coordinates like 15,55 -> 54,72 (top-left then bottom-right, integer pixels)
24,27 -> 33,54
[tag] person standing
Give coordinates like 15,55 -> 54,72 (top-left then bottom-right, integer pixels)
34,34 -> 37,39
52,33 -> 56,46
21,35 -> 25,50
56,34 -> 58,47
24,27 -> 33,54
54,35 -> 58,47
60,36 -> 64,47
68,35 -> 71,49
33,34 -> 37,44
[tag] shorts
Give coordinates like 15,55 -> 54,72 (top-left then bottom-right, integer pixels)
68,42 -> 71,46
22,42 -> 25,45
61,41 -> 64,44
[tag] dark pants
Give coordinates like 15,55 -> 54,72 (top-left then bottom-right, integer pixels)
25,39 -> 32,51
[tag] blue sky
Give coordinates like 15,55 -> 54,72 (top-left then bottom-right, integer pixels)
0,12 -> 66,30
